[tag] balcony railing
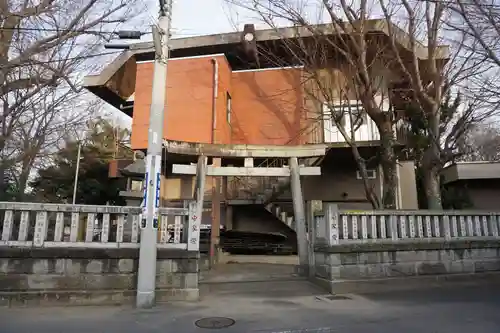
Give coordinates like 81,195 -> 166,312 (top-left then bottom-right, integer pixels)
321,118 -> 407,145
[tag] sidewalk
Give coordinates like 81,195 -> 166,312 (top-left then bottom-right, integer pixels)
2,281 -> 500,333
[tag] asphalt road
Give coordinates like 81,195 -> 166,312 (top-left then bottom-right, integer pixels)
1,281 -> 500,333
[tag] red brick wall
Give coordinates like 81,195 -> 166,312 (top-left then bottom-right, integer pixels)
131,55 -> 229,149
230,68 -> 306,145
131,58 -> 308,149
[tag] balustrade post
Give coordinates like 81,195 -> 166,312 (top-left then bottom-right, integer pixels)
390,215 -> 398,240
33,211 -> 48,247
324,203 -> 339,245
1,210 -> 13,241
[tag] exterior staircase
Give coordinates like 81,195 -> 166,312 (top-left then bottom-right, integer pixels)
264,202 -> 296,232
227,156 -> 323,233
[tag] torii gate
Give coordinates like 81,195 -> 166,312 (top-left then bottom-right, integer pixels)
164,140 -> 326,273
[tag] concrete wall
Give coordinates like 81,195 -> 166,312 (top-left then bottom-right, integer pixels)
312,240 -> 500,293
301,161 -> 382,207
398,160 -> 419,209
0,248 -> 199,307
445,179 -> 500,210
300,159 -> 418,210
468,187 -> 500,210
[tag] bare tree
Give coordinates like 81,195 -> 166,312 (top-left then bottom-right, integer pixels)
377,0 -> 497,208
238,31 -> 385,207
227,0 -> 417,208
7,88 -> 100,200
446,0 -> 500,107
458,122 -> 500,162
301,56 -> 384,208
227,0 -> 496,209
0,0 -> 142,200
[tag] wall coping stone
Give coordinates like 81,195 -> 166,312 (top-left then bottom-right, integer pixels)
0,288 -> 200,307
315,238 -> 500,253
0,247 -> 200,260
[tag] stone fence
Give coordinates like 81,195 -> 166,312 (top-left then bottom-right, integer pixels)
0,247 -> 199,306
309,204 -> 500,293
0,201 -> 203,306
3,200 -> 500,306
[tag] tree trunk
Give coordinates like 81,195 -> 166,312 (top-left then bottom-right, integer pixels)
421,146 -> 443,210
379,123 -> 398,209
17,152 -> 39,202
0,165 -> 6,201
423,166 -> 442,209
17,167 -> 30,202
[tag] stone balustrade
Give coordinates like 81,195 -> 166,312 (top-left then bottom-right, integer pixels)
309,204 -> 500,294
314,205 -> 500,244
0,202 -> 194,250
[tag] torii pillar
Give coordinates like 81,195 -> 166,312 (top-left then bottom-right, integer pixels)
289,157 -> 308,274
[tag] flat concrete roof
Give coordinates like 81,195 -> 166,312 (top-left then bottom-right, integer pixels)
83,19 -> 450,113
442,161 -> 500,184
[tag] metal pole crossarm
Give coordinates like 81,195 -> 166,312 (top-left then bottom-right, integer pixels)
136,0 -> 173,309
115,30 -> 145,39
103,44 -> 131,49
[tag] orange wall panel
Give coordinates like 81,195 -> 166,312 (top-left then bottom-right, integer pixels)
213,57 -> 232,144
131,55 -> 230,149
131,58 -> 309,148
230,68 -> 306,145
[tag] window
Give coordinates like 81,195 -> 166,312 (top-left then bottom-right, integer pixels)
356,169 -> 376,180
226,92 -> 232,124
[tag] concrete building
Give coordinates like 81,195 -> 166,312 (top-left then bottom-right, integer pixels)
84,20 -> 446,245
442,161 -> 500,210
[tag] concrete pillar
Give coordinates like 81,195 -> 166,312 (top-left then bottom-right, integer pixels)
222,176 -> 228,202
398,161 -> 419,209
289,157 -> 308,276
210,158 -> 222,268
225,205 -> 233,230
396,159 -> 403,209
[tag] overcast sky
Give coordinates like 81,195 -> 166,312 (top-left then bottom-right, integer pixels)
171,0 -> 239,36
143,0 -> 263,38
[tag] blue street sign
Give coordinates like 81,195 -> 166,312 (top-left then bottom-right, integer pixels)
143,173 -> 149,208
155,172 -> 160,208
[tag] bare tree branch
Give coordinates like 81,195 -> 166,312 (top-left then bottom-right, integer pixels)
0,0 -> 144,200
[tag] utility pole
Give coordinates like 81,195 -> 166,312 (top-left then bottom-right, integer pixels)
136,0 -> 172,309
72,142 -> 82,205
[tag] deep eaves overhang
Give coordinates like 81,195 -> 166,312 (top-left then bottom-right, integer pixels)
441,161 -> 500,185
83,19 -> 450,115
